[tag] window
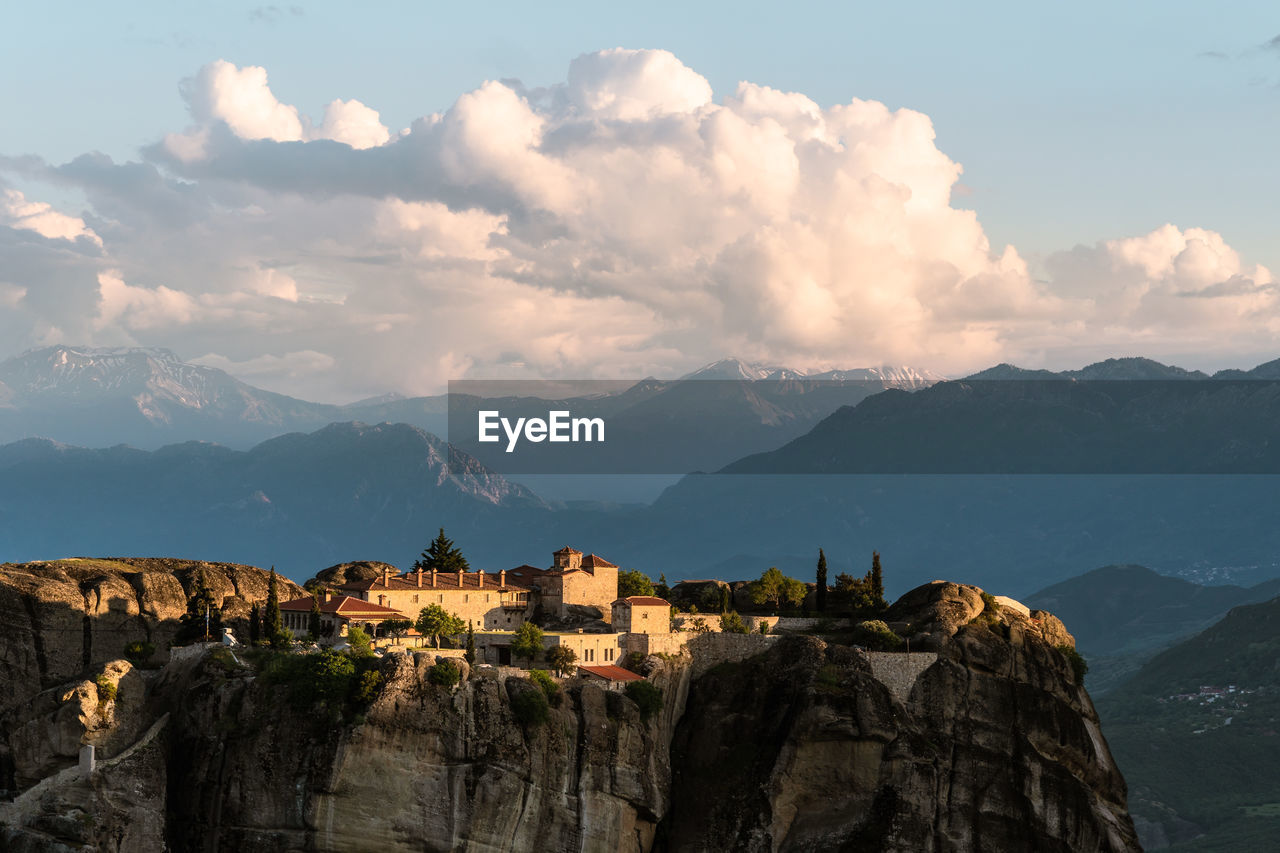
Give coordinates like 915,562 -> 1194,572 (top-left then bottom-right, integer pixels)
465,594 -> 470,603
485,594 -> 490,602
413,594 -> 419,603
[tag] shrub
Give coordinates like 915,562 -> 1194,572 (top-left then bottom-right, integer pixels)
624,680 -> 663,721
854,620 -> 903,651
758,621 -> 770,635
511,685 -> 550,727
353,669 -> 383,704
346,626 -> 374,658
427,659 -> 462,688
95,675 -> 117,704
1057,645 -> 1089,684
123,640 -> 155,664
528,669 -> 559,700
623,651 -> 647,673
719,611 -> 749,634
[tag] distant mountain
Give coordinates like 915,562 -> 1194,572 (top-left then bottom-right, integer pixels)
0,346 -> 349,448
725,357 -> 1280,474
0,348 -> 938,475
0,422 -> 550,579
966,357 -> 1209,381
1099,596 -> 1280,850
683,357 -> 941,388
1025,565 -> 1280,694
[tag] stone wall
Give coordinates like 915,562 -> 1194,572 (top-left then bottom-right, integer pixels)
862,651 -> 939,703
685,633 -> 779,676
624,632 -> 690,658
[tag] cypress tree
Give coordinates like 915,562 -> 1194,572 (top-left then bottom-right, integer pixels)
265,566 -> 285,647
719,585 -> 730,614
870,551 -> 885,609
465,624 -> 476,666
308,594 -> 323,640
249,602 -> 261,645
816,549 -> 828,612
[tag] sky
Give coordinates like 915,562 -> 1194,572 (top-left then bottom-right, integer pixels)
1,1 -> 1279,402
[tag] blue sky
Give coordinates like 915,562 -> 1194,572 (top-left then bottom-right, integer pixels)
1,2 -> 1278,398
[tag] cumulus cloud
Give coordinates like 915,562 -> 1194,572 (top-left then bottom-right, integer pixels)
1,188 -> 101,246
164,60 -> 390,160
2,49 -> 1278,400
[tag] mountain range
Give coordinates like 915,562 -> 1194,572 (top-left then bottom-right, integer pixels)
0,348 -> 938,476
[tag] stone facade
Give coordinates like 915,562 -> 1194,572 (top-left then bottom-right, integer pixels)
279,592 -> 405,643
506,546 -> 620,622
612,596 -> 671,634
337,566 -> 531,632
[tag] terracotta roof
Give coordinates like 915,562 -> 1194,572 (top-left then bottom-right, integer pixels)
280,595 -> 406,618
580,553 -> 618,569
614,596 -> 670,607
338,570 -> 528,593
554,546 -> 582,555
578,664 -> 643,682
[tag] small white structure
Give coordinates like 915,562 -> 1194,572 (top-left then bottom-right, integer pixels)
221,627 -> 240,647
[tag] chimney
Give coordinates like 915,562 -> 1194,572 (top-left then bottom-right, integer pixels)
457,569 -> 464,588
416,568 -> 423,588
431,569 -> 437,588
321,589 -> 330,603
382,567 -> 390,587
500,569 -> 506,588
478,570 -> 484,589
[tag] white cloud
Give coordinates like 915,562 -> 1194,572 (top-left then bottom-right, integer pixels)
3,49 -> 1279,399
1,189 -> 101,246
164,60 -> 391,160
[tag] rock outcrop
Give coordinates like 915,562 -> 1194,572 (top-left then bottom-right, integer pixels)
0,572 -> 1140,852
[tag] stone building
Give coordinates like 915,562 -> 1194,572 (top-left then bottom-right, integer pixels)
279,592 -> 406,643
336,565 -> 531,631
612,596 -> 671,634
506,546 -> 620,621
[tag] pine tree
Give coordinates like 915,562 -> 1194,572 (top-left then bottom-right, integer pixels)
265,566 -> 286,648
413,528 -> 470,573
870,551 -> 886,609
308,594 -> 322,640
816,549 -> 828,612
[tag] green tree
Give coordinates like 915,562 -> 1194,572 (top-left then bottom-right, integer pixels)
617,569 -> 655,598
719,585 -> 731,614
512,685 -> 549,727
655,573 -> 671,600
346,626 -> 374,657
308,595 -> 323,641
624,680 -> 663,721
265,567 -> 288,648
176,572 -> 223,644
249,602 -> 261,645
781,576 -> 808,610
719,611 -> 748,634
465,624 -> 476,665
511,622 -> 544,665
415,604 -> 466,648
815,549 -> 828,612
870,551 -> 886,608
413,528 -> 469,573
547,645 -> 577,676
379,618 -> 413,642
529,669 -> 559,700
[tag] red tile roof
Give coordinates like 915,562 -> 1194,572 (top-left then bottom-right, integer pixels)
578,664 -> 643,682
338,570 -> 528,593
280,595 -> 406,618
580,553 -> 618,569
614,596 -> 670,607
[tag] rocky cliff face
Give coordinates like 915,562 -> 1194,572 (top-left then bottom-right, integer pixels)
0,574 -> 1140,852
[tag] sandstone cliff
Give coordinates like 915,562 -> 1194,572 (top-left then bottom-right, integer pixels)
0,573 -> 1141,852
